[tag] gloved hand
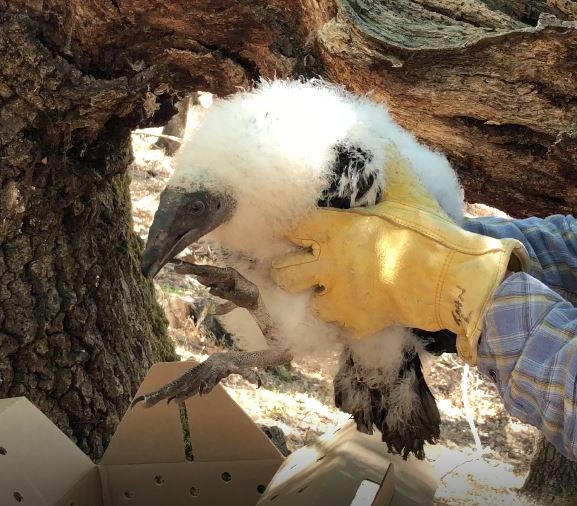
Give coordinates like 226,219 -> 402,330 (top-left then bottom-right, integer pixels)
271,151 -> 529,365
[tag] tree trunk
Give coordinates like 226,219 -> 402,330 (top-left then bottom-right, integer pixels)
521,436 -> 577,504
154,95 -> 192,155
0,12 -> 181,460
2,0 -> 576,497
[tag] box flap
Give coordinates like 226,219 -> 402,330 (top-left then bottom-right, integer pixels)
102,361 -> 283,465
0,397 -> 95,505
258,421 -> 437,506
54,467 -> 103,506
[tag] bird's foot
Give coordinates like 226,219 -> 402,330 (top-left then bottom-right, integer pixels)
212,301 -> 238,315
172,262 -> 259,310
131,352 -> 261,408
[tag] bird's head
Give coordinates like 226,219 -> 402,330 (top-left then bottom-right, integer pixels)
141,185 -> 235,278
141,79 -> 463,279
141,79 -> 354,278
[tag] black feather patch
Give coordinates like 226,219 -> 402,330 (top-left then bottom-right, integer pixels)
334,347 -> 440,460
318,143 -> 381,209
320,142 -> 448,459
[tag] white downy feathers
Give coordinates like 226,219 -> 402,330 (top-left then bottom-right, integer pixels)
169,79 -> 465,431
170,79 -> 464,258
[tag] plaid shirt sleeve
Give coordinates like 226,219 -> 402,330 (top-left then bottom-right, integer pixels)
464,215 -> 577,460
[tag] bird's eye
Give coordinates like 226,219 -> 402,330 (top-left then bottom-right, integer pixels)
190,200 -> 206,214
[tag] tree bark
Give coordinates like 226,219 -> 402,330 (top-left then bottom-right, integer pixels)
154,95 -> 192,155
521,436 -> 577,503
308,1 -> 577,218
0,11 -> 182,459
2,0 -> 576,497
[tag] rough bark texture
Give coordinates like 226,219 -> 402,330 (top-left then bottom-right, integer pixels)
308,1 -> 577,218
1,0 -> 576,495
521,436 -> 577,503
1,0 -> 306,461
0,12 -> 180,459
154,95 -> 192,155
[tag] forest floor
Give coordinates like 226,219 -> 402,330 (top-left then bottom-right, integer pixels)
128,105 -> 541,506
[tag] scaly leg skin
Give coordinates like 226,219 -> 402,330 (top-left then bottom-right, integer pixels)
212,301 -> 238,315
131,263 -> 292,408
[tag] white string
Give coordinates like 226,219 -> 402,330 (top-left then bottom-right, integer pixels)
441,363 -> 487,483
462,363 -> 484,456
132,130 -> 184,144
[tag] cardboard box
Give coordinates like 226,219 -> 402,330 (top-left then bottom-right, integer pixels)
0,362 -> 283,506
0,361 -> 436,505
257,422 -> 437,506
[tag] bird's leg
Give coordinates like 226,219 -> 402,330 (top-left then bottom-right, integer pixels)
131,348 -> 292,407
172,262 -> 281,347
173,262 -> 261,310
132,263 -> 292,408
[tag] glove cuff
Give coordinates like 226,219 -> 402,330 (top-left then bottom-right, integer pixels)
450,241 -> 529,365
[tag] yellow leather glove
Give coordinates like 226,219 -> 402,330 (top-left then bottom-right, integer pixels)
271,153 -> 529,365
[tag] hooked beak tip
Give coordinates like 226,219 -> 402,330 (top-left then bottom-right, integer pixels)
141,251 -> 161,279
142,267 -> 155,279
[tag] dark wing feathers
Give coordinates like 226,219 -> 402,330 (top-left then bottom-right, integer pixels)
323,143 -> 447,459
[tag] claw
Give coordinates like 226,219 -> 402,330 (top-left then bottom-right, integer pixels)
212,301 -> 238,315
131,391 -> 168,409
172,263 -> 260,310
130,360 -> 209,408
233,367 -> 261,388
131,351 -> 268,409
131,395 -> 146,408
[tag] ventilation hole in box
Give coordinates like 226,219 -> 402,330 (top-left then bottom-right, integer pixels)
154,475 -> 164,486
316,455 -> 325,462
179,403 -> 194,461
257,484 -> 266,494
13,492 -> 23,502
0,447 -> 6,455
297,486 -> 307,494
124,490 -> 134,500
190,487 -> 199,497
221,472 -> 232,482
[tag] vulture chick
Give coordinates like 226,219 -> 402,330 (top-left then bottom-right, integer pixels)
136,80 -> 464,459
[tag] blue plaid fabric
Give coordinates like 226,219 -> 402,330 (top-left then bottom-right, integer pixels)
464,215 -> 577,459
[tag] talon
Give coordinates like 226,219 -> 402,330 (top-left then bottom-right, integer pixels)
135,348 -> 289,411
131,393 -> 164,409
166,395 -> 183,405
248,370 -> 262,388
130,395 -> 146,408
212,301 -> 237,315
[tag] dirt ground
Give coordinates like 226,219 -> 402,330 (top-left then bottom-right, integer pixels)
128,105 -> 541,506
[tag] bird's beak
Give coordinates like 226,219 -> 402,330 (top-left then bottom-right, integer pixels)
141,187 -> 232,278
